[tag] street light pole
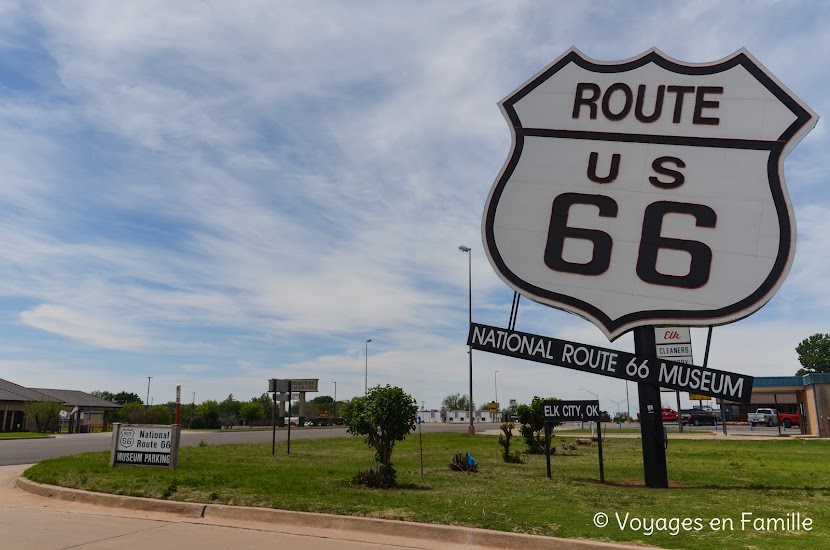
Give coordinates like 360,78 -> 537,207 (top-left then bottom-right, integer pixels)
580,388 -> 600,437
459,245 -> 474,436
146,377 -> 152,410
333,381 -> 337,421
364,339 -> 372,396
494,370 -> 499,406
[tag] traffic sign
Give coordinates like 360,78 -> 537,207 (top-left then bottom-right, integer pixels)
543,400 -> 600,422
468,322 -> 752,403
482,48 -> 817,340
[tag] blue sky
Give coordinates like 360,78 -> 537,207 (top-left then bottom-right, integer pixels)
0,1 -> 826,415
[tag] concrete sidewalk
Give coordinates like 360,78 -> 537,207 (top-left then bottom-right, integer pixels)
2,464 -> 641,550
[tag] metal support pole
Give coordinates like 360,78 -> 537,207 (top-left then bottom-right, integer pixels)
676,391 -> 683,433
146,377 -> 152,411
634,327 -> 668,488
287,380 -> 292,455
467,250 -> 474,436
544,422 -> 552,479
271,390 -> 277,455
364,339 -> 371,396
775,393 -> 782,436
597,420 -> 605,483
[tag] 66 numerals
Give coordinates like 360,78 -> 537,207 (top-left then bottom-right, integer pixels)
544,193 -> 717,289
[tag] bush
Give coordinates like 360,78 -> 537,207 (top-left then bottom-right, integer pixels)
498,422 -> 524,463
517,396 -> 560,454
342,385 -> 417,488
353,465 -> 397,488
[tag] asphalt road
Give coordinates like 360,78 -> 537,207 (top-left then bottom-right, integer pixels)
0,422 -> 489,466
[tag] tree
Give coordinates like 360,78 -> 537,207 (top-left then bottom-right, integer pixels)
253,393 -> 274,420
24,398 -> 63,433
795,333 -> 830,375
240,401 -> 265,427
311,395 -> 334,404
115,402 -> 145,423
342,385 -> 417,487
192,400 -> 221,429
144,404 -> 172,424
441,393 -> 474,411
111,391 -> 143,405
516,396 -> 559,454
218,394 -> 241,428
91,390 -> 114,402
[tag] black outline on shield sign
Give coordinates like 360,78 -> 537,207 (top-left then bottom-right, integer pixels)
482,48 -> 817,341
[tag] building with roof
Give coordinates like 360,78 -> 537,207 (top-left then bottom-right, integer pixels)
0,378 -> 121,433
725,373 -> 830,437
0,378 -> 53,432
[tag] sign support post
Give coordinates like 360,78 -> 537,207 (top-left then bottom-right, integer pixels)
634,327 -> 668,488
286,379 -> 292,455
544,399 -> 602,481
596,420 -> 605,484
272,389 -> 277,455
544,421 -> 552,479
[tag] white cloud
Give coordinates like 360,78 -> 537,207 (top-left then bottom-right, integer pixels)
19,304 -> 152,350
0,2 -> 825,410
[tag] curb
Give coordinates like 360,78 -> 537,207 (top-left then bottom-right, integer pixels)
15,477 -> 643,550
14,477 -> 205,518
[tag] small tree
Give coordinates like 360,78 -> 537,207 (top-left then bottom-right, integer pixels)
253,393 -> 274,421
795,333 -> 830,375
498,422 -> 523,463
24,398 -> 63,433
240,401 -> 265,427
144,404 -> 172,424
441,393 -> 474,411
192,400 -> 221,429
218,394 -> 241,428
342,385 -> 417,487
517,396 -> 559,454
111,391 -> 143,405
90,390 -> 115,402
114,401 -> 145,423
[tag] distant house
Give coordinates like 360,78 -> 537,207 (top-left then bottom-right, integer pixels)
0,378 -> 51,432
0,378 -> 121,432
419,409 -> 500,423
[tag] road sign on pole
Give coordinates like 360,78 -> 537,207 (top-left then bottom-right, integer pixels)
480,48 -> 816,488
483,48 -> 817,341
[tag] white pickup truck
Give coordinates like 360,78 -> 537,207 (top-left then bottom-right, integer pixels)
747,408 -> 778,427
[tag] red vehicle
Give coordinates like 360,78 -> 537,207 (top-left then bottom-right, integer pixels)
636,407 -> 678,423
748,408 -> 800,428
778,411 -> 800,428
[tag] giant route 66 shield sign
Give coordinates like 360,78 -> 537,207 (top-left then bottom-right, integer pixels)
483,48 -> 817,341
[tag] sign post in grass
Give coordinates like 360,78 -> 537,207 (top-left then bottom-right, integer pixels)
543,400 -> 603,483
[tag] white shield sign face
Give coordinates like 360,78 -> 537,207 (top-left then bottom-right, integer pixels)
483,48 -> 816,340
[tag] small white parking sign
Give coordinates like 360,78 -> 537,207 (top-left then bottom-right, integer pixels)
483,48 -> 816,340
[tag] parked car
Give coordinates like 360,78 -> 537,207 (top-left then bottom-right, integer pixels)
779,411 -> 800,428
747,408 -> 800,428
747,408 -> 778,427
636,407 -> 678,423
680,408 -> 719,426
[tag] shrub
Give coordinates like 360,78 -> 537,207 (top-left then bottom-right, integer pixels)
342,385 -> 417,488
498,422 -> 524,463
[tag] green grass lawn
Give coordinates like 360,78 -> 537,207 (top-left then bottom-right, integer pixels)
0,431 -> 50,439
24,433 -> 830,550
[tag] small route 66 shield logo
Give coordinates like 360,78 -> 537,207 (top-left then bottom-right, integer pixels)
119,428 -> 135,448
